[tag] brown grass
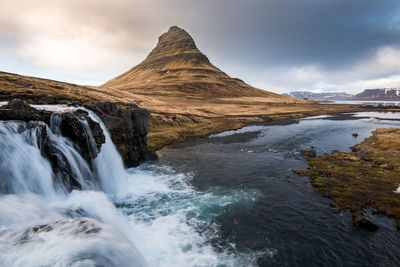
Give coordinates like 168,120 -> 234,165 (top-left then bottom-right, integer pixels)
0,71 -> 366,150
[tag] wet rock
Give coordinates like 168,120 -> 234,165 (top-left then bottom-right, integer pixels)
0,99 -> 46,122
352,133 -> 358,137
84,101 -> 157,167
58,110 -> 105,160
0,99 -> 105,161
352,212 -> 379,231
1,98 -> 156,167
301,147 -> 317,158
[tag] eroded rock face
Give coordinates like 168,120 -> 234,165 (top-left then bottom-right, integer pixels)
84,101 -> 157,167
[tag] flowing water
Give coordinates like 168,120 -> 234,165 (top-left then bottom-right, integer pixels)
0,107 -> 399,266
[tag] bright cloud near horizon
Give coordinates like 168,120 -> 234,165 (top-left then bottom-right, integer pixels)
1,0 -> 400,94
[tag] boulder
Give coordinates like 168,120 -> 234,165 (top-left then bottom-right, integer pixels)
352,212 -> 379,231
301,147 -> 317,158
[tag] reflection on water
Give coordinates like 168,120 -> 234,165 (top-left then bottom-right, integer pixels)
323,100 -> 400,106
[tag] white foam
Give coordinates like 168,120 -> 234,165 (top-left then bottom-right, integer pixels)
395,186 -> 400,194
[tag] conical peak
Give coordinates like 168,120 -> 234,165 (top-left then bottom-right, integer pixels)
159,26 -> 196,49
146,26 -> 199,59
102,26 -> 283,99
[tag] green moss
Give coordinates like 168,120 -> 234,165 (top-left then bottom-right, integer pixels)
295,128 -> 400,229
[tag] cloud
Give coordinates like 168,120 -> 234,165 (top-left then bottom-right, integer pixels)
354,46 -> 400,79
0,0 -> 400,91
0,0 -> 160,73
250,45 -> 400,93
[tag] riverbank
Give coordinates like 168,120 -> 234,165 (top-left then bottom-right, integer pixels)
147,103 -> 366,150
295,127 -> 400,229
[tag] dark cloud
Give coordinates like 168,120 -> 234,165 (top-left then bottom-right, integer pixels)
1,0 -> 400,92
182,0 -> 400,69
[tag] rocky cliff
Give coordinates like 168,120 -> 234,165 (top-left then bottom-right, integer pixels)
83,101 -> 157,167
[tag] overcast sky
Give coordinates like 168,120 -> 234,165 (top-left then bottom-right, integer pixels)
1,0 -> 400,94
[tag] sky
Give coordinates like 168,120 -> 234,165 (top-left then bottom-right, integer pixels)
1,0 -> 400,94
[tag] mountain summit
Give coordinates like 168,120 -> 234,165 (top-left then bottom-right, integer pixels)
102,26 -> 286,99
145,26 -> 209,64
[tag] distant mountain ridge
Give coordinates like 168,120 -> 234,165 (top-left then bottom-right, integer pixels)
287,88 -> 400,101
285,91 -> 352,100
102,26 -> 293,100
353,88 -> 400,100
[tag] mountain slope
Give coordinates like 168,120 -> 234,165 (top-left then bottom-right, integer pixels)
102,26 -> 287,99
286,91 -> 353,100
353,89 -> 400,100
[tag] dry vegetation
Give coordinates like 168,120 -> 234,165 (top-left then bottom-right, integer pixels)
295,128 -> 400,228
0,26 -> 367,150
0,70 -> 364,150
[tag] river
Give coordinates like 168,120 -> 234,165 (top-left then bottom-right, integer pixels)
0,106 -> 399,266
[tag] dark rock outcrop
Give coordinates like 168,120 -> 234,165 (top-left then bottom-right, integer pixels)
58,110 -> 105,160
83,101 -> 157,167
1,98 -> 157,168
352,212 -> 379,231
301,147 -> 317,158
1,99 -> 105,160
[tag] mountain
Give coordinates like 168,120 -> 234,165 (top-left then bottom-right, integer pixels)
102,26 -> 287,99
353,88 -> 400,101
285,91 -> 353,100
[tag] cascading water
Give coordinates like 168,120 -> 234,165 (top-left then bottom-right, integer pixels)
0,122 -> 57,197
0,105 -> 259,267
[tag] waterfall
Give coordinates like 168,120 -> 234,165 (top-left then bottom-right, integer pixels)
0,104 -> 251,266
31,105 -> 129,195
85,110 -> 128,195
0,105 -> 148,267
0,122 -> 56,198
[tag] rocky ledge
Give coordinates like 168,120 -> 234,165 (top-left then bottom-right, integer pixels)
0,99 -> 105,161
0,99 -> 106,190
0,98 -> 157,167
83,101 -> 157,167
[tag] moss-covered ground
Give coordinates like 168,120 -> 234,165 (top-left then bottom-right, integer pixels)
295,128 -> 400,229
